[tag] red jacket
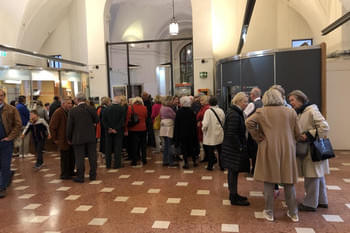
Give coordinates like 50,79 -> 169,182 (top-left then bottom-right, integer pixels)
196,104 -> 210,142
126,104 -> 148,132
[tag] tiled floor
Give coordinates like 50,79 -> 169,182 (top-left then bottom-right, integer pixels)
1,150 -> 349,233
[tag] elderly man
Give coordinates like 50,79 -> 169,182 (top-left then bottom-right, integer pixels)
102,96 -> 127,169
244,87 -> 263,176
50,97 -> 75,179
67,93 -> 99,183
0,89 -> 22,198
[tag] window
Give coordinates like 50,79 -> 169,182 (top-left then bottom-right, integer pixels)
179,43 -> 193,83
47,55 -> 62,69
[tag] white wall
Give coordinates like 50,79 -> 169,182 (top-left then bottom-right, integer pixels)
69,0 -> 88,64
243,0 -> 313,53
40,15 -> 72,59
191,0 -> 215,93
326,58 -> 350,150
85,0 -> 108,98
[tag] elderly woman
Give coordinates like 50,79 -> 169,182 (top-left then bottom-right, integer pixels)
196,95 -> 210,162
202,96 -> 225,171
96,96 -> 111,157
126,97 -> 148,166
174,96 -> 197,169
288,90 -> 330,212
221,92 -> 250,206
160,96 -> 177,166
151,95 -> 162,152
246,89 -> 301,222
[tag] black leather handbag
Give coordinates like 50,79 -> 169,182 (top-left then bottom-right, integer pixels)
128,105 -> 139,127
310,128 -> 335,162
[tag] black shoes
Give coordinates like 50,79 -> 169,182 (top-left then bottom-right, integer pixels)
73,177 -> 84,183
230,193 -> 250,206
230,193 -> 248,201
298,203 -> 316,212
0,189 -> 6,198
182,164 -> 189,169
318,203 -> 328,208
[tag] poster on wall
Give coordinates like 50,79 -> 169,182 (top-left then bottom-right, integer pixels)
112,85 -> 128,97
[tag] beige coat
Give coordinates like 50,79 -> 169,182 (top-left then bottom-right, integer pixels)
297,104 -> 329,178
246,106 -> 301,184
160,119 -> 174,138
202,106 -> 225,146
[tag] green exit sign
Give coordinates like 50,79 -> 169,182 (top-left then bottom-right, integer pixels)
0,51 -> 7,57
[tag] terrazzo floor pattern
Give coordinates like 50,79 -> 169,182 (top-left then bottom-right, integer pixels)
1,150 -> 349,233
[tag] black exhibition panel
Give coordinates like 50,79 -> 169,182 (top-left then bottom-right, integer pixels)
222,60 -> 241,87
241,55 -> 274,94
275,48 -> 322,111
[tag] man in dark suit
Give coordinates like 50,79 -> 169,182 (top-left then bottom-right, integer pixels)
67,93 -> 99,183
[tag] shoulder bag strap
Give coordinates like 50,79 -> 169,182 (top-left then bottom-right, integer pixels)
210,108 -> 223,129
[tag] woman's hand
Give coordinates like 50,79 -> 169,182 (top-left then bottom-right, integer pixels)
300,133 -> 308,142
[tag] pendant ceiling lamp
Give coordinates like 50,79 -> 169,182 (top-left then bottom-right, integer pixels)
169,0 -> 179,35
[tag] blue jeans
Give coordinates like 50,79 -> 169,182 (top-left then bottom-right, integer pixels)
0,141 -> 13,190
162,137 -> 173,165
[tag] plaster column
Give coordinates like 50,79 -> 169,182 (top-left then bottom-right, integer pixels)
191,0 -> 214,95
85,0 -> 108,98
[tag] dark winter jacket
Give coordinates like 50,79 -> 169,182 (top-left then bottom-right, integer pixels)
221,105 -> 250,172
174,107 -> 197,146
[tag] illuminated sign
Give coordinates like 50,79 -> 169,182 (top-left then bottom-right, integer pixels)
0,51 -> 7,57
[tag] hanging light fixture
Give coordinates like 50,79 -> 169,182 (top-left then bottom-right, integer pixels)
169,0 -> 179,35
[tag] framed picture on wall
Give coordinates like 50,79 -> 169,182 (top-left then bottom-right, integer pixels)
112,85 -> 127,97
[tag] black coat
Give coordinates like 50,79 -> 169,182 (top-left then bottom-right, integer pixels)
221,105 -> 250,172
174,107 -> 197,146
67,103 -> 99,145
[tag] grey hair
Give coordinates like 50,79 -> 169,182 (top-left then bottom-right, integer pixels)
231,92 -> 247,105
180,96 -> 192,107
262,89 -> 284,106
76,92 -> 87,102
250,87 -> 261,98
288,90 -> 309,105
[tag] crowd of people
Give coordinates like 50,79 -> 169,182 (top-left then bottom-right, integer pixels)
0,86 -> 331,223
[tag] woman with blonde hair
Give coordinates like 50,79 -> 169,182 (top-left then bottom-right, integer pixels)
196,95 -> 210,162
151,95 -> 162,152
288,90 -> 330,212
221,92 -> 250,206
126,96 -> 148,166
246,89 -> 301,222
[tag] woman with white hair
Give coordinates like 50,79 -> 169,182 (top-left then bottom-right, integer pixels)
174,96 -> 198,169
221,92 -> 250,206
288,90 -> 330,212
246,89 -> 301,222
126,96 -> 148,166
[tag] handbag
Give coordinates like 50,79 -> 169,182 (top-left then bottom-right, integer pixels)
128,105 -> 139,127
153,114 -> 160,130
310,127 -> 335,162
296,142 -> 309,159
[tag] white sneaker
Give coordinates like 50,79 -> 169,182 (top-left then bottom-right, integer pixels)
263,209 -> 274,222
287,211 -> 299,222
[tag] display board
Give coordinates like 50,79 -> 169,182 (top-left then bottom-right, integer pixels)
216,45 -> 324,113
275,49 -> 321,110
